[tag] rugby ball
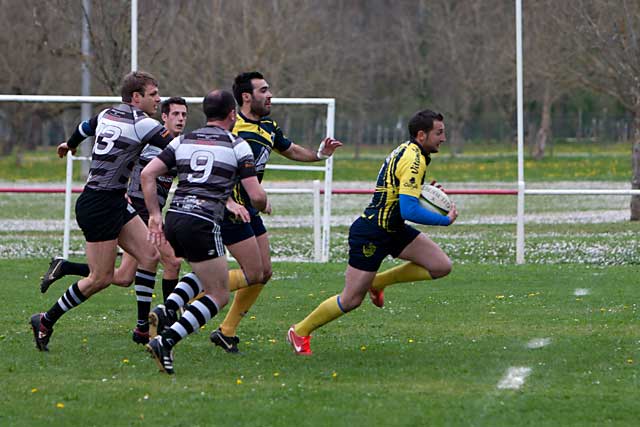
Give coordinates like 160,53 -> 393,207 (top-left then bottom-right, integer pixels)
419,184 -> 451,215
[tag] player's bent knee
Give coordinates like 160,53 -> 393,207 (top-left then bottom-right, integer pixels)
159,245 -> 181,270
346,301 -> 362,312
112,269 -> 135,287
111,275 -> 134,287
137,248 -> 160,269
244,269 -> 264,285
87,274 -> 113,290
112,281 -> 133,288
431,258 -> 453,279
340,294 -> 364,312
162,258 -> 181,277
262,268 -> 272,284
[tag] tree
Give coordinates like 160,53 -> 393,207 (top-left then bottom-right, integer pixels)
555,0 -> 640,219
523,1 -> 581,160
0,0 -> 80,158
420,0 -> 515,154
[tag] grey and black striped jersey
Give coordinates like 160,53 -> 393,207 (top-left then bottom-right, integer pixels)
157,125 -> 257,223
76,104 -> 173,192
127,143 -> 177,207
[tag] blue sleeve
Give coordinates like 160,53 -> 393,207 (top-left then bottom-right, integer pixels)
399,194 -> 450,226
67,115 -> 99,149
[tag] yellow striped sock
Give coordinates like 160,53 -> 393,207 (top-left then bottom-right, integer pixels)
371,262 -> 431,291
220,284 -> 264,337
295,295 -> 345,336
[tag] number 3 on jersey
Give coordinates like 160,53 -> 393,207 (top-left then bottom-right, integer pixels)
188,150 -> 215,183
93,125 -> 122,155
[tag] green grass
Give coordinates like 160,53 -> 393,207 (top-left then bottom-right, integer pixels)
1,260 -> 638,426
0,142 -> 633,182
0,149 -> 84,182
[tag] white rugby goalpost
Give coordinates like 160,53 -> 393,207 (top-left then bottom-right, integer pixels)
512,0 -> 640,263
0,94 -> 335,263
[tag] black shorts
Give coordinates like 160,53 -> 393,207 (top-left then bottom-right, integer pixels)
129,196 -> 165,226
75,188 -> 138,242
129,197 -> 150,225
221,209 -> 267,246
164,211 -> 225,262
348,216 -> 421,272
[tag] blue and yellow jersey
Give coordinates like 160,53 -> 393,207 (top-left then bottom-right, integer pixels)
362,140 -> 430,231
231,112 -> 292,210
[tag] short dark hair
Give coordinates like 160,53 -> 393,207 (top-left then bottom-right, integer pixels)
120,71 -> 158,103
233,71 -> 264,105
408,109 -> 444,138
161,97 -> 188,115
202,90 -> 236,120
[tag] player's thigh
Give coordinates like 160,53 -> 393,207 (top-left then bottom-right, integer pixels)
85,239 -> 119,280
118,215 -> 159,267
226,236 -> 264,284
398,233 -> 451,277
158,240 -> 181,274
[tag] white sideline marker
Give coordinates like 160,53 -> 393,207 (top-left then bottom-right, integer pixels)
526,338 -> 551,349
574,288 -> 590,296
497,367 -> 532,390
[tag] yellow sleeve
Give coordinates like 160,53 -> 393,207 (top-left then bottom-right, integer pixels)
396,146 -> 426,198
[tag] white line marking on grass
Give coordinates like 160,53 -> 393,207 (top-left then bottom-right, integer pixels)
574,288 -> 590,296
526,338 -> 551,349
497,367 -> 532,390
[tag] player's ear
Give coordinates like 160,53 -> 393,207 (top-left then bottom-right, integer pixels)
228,108 -> 237,128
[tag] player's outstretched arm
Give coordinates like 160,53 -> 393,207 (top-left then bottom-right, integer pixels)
281,137 -> 343,162
63,115 -> 100,156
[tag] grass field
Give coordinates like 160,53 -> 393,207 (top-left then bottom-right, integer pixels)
1,142 -> 639,425
1,260 -> 638,426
